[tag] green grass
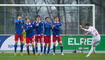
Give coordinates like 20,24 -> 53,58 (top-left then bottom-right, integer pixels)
0,53 -> 105,60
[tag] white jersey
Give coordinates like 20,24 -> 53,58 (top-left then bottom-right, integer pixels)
84,26 -> 100,41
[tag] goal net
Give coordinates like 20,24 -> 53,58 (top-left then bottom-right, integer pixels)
0,4 -> 95,52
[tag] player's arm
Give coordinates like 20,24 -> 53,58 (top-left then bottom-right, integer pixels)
24,25 -> 31,32
44,22 -> 47,28
14,19 -> 21,24
24,25 -> 28,32
35,22 -> 39,27
44,22 -> 51,28
54,23 -> 62,30
80,25 -> 91,32
20,20 -> 24,23
20,20 -> 24,29
40,22 -> 44,28
33,22 -> 38,29
31,23 -> 33,28
36,23 -> 39,27
20,23 -> 24,29
49,23 -> 52,29
32,22 -> 35,29
52,22 -> 55,29
84,32 -> 89,36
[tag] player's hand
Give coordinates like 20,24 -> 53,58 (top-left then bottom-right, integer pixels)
80,25 -> 83,29
56,35 -> 58,37
36,24 -> 39,26
20,20 -> 22,23
21,26 -> 23,29
52,25 -> 54,29
30,25 -> 32,27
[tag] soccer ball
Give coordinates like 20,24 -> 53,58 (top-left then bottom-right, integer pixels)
51,6 -> 56,11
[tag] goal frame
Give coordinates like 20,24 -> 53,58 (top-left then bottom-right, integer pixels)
0,4 -> 95,27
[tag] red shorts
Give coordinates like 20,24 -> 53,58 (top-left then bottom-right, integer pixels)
44,36 -> 51,43
15,34 -> 23,41
35,35 -> 43,43
53,35 -> 62,42
26,36 -> 34,44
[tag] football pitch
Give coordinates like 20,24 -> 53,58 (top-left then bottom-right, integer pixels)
0,53 -> 105,60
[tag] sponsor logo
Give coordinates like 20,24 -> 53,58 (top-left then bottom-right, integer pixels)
68,38 -> 92,45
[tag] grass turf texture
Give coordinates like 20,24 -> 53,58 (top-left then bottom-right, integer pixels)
0,53 -> 105,60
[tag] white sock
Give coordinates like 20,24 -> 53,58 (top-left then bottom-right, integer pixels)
87,46 -> 94,56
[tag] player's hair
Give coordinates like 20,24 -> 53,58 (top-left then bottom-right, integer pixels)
36,15 -> 40,18
17,14 -> 22,17
25,18 -> 30,20
54,16 -> 58,19
85,23 -> 90,26
45,17 -> 49,20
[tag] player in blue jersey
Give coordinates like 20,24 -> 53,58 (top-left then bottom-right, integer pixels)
33,15 -> 44,55
44,17 -> 52,55
24,18 -> 35,56
14,14 -> 24,56
52,16 -> 64,55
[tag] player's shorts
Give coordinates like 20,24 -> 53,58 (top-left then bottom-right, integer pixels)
92,41 -> 100,47
15,34 -> 23,41
44,36 -> 51,43
35,34 -> 43,43
26,36 -> 34,44
53,35 -> 62,42
92,35 -> 101,47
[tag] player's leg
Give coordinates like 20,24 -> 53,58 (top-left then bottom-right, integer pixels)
93,47 -> 96,54
26,38 -> 30,56
32,42 -> 35,56
53,36 -> 56,55
58,36 -> 64,55
44,43 -> 47,55
14,41 -> 18,53
93,40 -> 100,54
86,45 -> 94,57
86,37 -> 100,57
20,35 -> 24,55
44,36 -> 47,55
40,35 -> 43,55
47,43 -> 51,55
47,36 -> 51,55
93,36 -> 100,54
86,38 -> 95,57
14,34 -> 18,56
35,35 -> 38,55
31,37 -> 35,56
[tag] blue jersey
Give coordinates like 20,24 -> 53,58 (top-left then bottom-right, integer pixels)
52,22 -> 62,36
24,23 -> 34,38
44,22 -> 52,36
33,21 -> 43,35
14,19 -> 24,35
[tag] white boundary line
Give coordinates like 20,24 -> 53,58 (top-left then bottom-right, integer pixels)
0,4 -> 95,27
1,50 -> 105,53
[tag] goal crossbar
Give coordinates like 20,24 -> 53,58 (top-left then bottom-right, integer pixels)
0,4 -> 95,7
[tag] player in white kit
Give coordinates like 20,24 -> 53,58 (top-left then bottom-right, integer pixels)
80,23 -> 101,58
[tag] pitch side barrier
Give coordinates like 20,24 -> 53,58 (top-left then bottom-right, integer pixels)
0,34 -> 105,53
